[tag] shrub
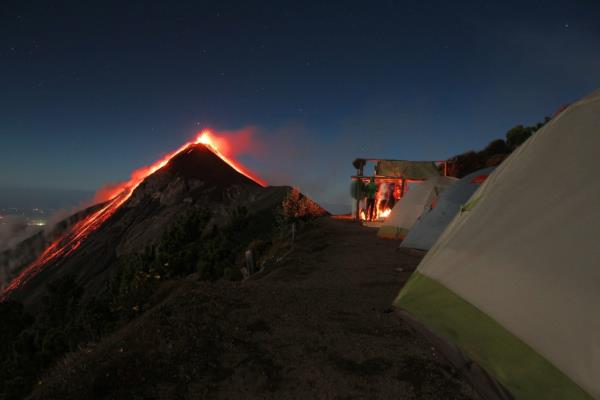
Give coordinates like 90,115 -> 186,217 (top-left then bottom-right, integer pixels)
447,151 -> 483,178
478,139 -> 510,159
281,188 -> 325,222
505,125 -> 533,149
0,275 -> 101,400
446,118 -> 550,177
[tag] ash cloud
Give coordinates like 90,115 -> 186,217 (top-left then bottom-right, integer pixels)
0,187 -> 94,291
226,92 -> 564,215
218,123 -> 358,214
0,217 -> 32,252
0,220 -> 41,291
227,115 -> 437,214
0,208 -> 90,292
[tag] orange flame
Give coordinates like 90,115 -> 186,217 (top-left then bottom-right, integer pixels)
1,130 -> 265,299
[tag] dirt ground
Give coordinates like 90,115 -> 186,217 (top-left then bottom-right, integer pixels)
33,217 -> 479,400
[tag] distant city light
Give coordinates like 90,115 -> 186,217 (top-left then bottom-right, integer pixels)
28,220 -> 46,226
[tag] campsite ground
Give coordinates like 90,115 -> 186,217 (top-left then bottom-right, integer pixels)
33,217 -> 479,400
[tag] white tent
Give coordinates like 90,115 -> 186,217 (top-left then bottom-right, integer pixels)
400,167 -> 496,250
377,176 -> 456,239
395,89 -> 600,399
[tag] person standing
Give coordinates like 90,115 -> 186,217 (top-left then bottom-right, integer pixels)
365,177 -> 378,221
387,183 -> 396,210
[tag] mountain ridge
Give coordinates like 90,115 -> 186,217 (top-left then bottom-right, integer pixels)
2,142 -> 325,308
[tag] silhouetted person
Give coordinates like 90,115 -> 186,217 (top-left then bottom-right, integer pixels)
387,183 -> 396,210
365,177 -> 378,221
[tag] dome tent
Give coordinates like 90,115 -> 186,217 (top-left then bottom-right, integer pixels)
377,176 -> 457,239
400,167 -> 496,251
395,89 -> 600,399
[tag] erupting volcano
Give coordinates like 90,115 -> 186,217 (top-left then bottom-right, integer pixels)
1,131 -> 266,301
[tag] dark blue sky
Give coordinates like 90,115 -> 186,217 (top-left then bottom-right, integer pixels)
2,1 -> 599,210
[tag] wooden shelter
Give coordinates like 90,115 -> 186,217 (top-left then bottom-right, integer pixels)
351,158 -> 448,221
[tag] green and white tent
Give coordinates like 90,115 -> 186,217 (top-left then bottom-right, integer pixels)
399,167 -> 496,251
395,89 -> 600,399
377,176 -> 456,239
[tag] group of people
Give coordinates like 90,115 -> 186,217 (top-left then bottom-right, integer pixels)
364,177 -> 398,221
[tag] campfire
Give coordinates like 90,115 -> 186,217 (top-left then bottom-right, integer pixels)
359,205 -> 392,222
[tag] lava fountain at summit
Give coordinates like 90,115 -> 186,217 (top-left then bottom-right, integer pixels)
196,131 -> 266,187
1,131 -> 266,299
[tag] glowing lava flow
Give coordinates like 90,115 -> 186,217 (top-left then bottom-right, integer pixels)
1,130 -> 265,299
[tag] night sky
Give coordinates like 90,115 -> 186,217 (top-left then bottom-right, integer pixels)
2,1 -> 600,212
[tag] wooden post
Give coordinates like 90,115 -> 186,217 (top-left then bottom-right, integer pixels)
245,250 -> 255,275
444,161 -> 448,176
355,178 -> 360,221
355,165 -> 364,221
400,177 -> 406,198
